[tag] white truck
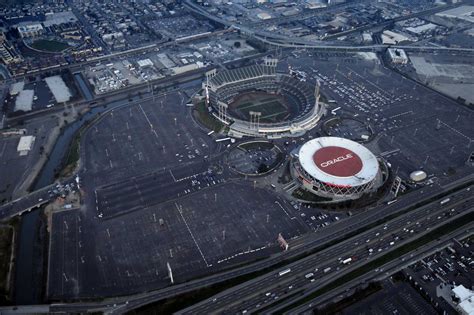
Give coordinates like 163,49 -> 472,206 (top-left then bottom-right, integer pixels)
341,258 -> 352,265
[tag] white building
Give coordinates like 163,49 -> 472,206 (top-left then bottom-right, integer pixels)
452,285 -> 474,315
17,135 -> 35,156
381,30 -> 412,45
17,23 -> 44,38
387,48 -> 409,64
137,59 -> 154,68
257,12 -> 272,20
362,33 -> 372,43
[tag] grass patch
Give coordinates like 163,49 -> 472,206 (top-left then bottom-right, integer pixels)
239,141 -> 275,151
31,39 -> 70,52
233,95 -> 289,123
58,111 -> 99,179
193,101 -> 223,132
0,217 -> 19,305
59,133 -> 81,178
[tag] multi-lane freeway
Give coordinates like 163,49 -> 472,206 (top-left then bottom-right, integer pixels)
41,176 -> 472,314
183,0 -> 474,54
278,224 -> 474,314
178,186 -> 473,314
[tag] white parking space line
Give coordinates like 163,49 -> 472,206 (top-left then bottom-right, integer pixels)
169,170 -> 177,182
0,142 -> 6,157
439,120 -> 473,142
175,202 -> 211,267
275,200 -> 296,220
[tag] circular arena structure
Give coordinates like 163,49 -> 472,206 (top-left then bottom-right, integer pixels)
203,58 -> 324,138
291,137 -> 383,203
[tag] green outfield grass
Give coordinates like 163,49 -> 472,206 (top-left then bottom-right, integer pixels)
231,92 -> 290,123
31,39 -> 70,52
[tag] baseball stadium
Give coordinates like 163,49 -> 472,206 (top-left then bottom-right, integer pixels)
291,137 -> 385,203
203,58 -> 325,138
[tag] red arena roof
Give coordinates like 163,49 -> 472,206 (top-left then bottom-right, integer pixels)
313,146 -> 363,177
298,137 -> 379,187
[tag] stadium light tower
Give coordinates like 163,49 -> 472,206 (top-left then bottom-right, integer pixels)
249,111 -> 261,130
218,102 -> 228,123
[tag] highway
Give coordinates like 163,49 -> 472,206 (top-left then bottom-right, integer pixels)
0,178 -> 79,220
179,189 -> 473,314
184,0 -> 474,54
44,177 -> 472,314
251,34 -> 474,53
278,224 -> 474,314
0,185 -> 53,220
245,0 -> 371,28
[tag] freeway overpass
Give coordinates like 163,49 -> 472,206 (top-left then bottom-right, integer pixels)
0,184 -> 53,220
184,0 -> 474,54
246,0 -> 371,28
252,35 -> 474,53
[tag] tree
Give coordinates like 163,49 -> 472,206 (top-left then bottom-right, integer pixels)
234,41 -> 241,49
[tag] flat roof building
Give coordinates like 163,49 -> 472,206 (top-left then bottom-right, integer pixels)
17,23 -> 44,38
17,135 -> 35,156
387,48 -> 409,64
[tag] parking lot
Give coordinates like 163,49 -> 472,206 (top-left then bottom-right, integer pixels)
285,52 -> 474,181
323,117 -> 372,142
48,181 -> 307,299
95,161 -> 223,219
46,52 -> 474,301
227,142 -> 282,175
403,237 -> 473,313
80,90 -> 217,188
47,86 -> 311,299
342,279 -> 438,315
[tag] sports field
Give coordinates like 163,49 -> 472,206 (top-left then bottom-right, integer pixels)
229,92 -> 290,123
31,39 -> 70,52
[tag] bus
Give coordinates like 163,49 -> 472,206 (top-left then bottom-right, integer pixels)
278,268 -> 291,276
